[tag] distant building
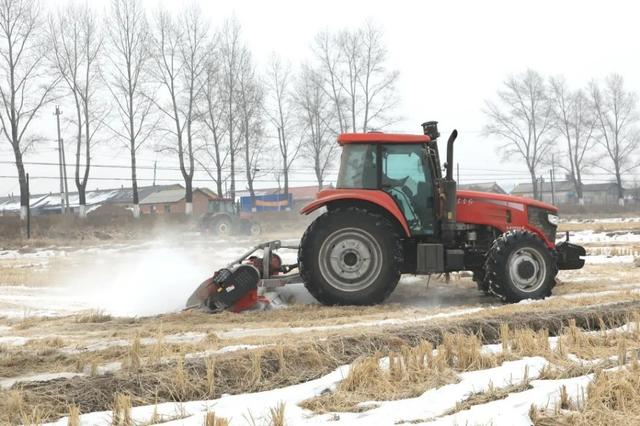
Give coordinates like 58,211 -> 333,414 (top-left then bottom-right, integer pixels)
236,185 -> 333,208
458,182 -> 506,194
0,184 -> 183,216
139,187 -> 219,215
510,181 -> 622,205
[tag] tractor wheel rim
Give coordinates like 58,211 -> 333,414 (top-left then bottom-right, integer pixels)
508,247 -> 546,293
318,228 -> 383,292
218,222 -> 230,235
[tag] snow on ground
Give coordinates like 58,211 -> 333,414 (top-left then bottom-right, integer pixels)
42,357 -> 551,426
43,326 -> 620,426
566,229 -> 640,244
61,332 -> 207,354
216,307 -> 485,339
1,372 -> 85,390
0,335 -> 28,346
584,255 -> 636,264
42,320 -> 638,426
561,216 -> 640,225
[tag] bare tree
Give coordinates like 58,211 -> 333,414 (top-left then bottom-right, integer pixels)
49,2 -> 103,218
312,30 -> 346,133
484,70 -> 555,200
0,0 -> 56,220
197,39 -> 228,198
264,54 -> 300,198
150,5 -> 209,214
295,65 -> 337,189
312,22 -> 399,133
105,0 -> 156,218
549,77 -> 595,206
589,74 -> 640,206
357,22 -> 399,131
219,18 -> 247,201
237,48 -> 264,208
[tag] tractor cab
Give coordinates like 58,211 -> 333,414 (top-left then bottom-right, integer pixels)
336,136 -> 437,235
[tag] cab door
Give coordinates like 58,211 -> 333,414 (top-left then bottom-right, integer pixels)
381,144 -> 435,235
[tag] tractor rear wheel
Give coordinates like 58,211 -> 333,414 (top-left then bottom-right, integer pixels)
249,222 -> 262,237
484,230 -> 557,303
213,217 -> 232,236
298,207 -> 403,305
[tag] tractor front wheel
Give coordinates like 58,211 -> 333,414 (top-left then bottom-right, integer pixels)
485,230 -> 557,302
298,207 -> 403,305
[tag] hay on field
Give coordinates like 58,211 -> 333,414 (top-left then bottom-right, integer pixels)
535,366 -> 640,425
300,338 -> 475,413
3,303 -> 640,424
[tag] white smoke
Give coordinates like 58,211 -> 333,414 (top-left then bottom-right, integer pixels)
64,245 -> 218,317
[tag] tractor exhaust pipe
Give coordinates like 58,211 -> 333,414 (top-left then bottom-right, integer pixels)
445,130 -> 457,181
441,129 -> 458,244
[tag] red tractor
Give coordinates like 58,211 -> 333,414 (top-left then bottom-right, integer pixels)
187,122 -> 585,311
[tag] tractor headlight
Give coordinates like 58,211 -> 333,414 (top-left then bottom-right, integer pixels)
547,213 -> 559,226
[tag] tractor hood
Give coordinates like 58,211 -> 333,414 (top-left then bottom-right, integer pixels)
456,190 -> 558,213
456,189 -> 559,246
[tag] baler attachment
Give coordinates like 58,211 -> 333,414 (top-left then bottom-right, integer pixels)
186,240 -> 301,313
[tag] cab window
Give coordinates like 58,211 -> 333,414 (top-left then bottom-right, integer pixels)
336,144 -> 377,189
381,144 -> 434,235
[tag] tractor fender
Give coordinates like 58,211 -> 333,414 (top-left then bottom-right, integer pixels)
300,189 -> 411,237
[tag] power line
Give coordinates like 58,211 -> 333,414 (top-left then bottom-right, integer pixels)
0,159 -> 337,174
4,159 -> 639,179
0,175 -> 331,184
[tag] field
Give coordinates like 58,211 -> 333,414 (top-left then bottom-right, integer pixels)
1,218 -> 640,425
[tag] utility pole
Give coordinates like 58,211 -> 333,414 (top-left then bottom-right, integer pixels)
152,160 -> 157,186
549,169 -> 555,205
549,154 -> 556,206
456,162 -> 460,183
61,137 -> 69,211
26,173 -> 30,239
538,176 -> 545,201
54,105 -> 66,214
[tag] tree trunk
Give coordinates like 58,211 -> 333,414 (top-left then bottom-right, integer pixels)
575,168 -> 584,206
283,163 -> 289,209
615,166 -> 624,206
529,169 -> 539,200
283,161 -> 289,197
18,177 -> 28,221
78,184 -> 87,218
185,177 -> 193,214
130,145 -> 140,218
315,156 -> 323,190
12,145 -> 28,220
213,135 -> 223,197
216,169 -> 223,198
244,125 -> 255,211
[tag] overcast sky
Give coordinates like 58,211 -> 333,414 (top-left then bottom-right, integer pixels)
2,0 -> 640,196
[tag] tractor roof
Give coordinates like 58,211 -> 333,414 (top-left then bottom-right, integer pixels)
338,132 -> 431,145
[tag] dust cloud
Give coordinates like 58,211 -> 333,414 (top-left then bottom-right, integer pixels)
63,244 -> 213,317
